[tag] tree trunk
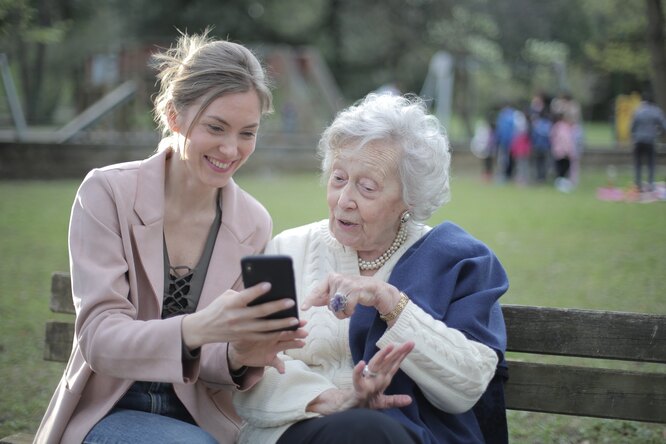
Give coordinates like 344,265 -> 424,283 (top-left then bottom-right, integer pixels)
327,0 -> 343,78
646,0 -> 666,111
16,38 -> 34,123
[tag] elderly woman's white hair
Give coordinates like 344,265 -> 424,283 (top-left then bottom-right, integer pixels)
318,93 -> 451,222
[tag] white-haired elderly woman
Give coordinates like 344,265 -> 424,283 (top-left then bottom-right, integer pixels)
233,93 -> 509,444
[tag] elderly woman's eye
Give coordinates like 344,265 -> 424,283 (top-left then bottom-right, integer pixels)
359,180 -> 376,192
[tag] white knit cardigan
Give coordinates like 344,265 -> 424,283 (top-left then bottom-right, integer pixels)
233,220 -> 498,444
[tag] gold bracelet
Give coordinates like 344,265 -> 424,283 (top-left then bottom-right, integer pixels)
379,292 -> 410,322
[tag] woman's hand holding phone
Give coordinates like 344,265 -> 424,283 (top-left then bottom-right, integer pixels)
181,280 -> 307,374
241,255 -> 300,330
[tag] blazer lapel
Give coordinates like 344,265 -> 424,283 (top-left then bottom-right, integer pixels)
199,181 -> 255,308
199,226 -> 254,308
132,150 -> 168,311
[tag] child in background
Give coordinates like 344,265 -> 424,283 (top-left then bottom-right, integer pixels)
530,109 -> 552,184
550,113 -> 576,192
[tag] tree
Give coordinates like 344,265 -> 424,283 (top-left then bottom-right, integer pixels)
0,0 -> 81,123
645,0 -> 666,110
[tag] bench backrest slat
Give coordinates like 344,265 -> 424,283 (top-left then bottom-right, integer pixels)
503,304 -> 666,363
504,361 -> 666,423
43,321 -> 74,362
50,271 -> 74,314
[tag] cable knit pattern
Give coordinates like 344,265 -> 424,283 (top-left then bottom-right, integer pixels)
233,220 -> 503,444
377,302 -> 498,413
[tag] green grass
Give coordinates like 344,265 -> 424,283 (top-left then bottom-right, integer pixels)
0,182 -> 73,436
1,167 -> 665,442
583,121 -> 617,147
238,168 -> 665,314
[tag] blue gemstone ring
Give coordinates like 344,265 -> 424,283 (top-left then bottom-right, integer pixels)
329,292 -> 348,313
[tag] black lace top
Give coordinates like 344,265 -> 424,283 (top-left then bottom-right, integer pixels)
161,192 -> 222,319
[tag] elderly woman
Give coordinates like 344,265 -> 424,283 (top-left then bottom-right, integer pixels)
233,94 -> 509,444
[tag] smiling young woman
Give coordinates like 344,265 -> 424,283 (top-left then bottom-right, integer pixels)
34,30 -> 308,444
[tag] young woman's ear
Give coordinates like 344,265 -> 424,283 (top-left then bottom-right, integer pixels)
167,102 -> 180,133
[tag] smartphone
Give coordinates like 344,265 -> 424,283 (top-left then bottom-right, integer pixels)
241,255 -> 299,330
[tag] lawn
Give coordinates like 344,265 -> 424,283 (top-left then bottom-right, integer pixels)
0,165 -> 664,442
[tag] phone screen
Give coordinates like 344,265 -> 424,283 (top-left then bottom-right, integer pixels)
241,255 -> 299,330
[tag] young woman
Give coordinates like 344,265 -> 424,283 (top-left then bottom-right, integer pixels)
35,31 -> 306,444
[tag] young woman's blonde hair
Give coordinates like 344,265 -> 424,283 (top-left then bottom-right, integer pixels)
152,29 -> 273,144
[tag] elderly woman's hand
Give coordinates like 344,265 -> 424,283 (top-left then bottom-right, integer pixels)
302,272 -> 403,321
306,341 -> 414,415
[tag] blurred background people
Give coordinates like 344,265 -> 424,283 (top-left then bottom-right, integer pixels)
630,90 -> 666,192
530,109 -> 553,184
550,112 -> 576,192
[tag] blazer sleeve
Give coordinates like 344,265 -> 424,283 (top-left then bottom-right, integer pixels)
70,170 -> 193,383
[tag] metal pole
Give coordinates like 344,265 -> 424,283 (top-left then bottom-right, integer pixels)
0,53 -> 28,140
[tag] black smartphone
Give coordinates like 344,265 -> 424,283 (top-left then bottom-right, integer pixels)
241,255 -> 299,330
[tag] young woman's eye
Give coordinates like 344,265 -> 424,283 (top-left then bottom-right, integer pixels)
208,124 -> 223,133
241,131 -> 256,138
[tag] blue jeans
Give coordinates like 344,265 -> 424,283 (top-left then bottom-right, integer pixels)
84,382 -> 217,443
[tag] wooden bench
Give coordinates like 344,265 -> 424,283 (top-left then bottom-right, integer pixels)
2,273 -> 665,443
41,272 -> 666,422
503,305 -> 666,423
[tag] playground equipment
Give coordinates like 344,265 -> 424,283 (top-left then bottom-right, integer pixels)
0,53 -> 27,140
1,53 -> 138,144
0,46 -> 344,144
420,51 -> 454,128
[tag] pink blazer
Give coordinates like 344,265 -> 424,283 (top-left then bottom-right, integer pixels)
34,148 -> 272,443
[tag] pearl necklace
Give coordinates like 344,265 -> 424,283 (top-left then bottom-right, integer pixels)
358,222 -> 408,271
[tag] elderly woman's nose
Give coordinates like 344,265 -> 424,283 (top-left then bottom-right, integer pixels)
337,184 -> 357,208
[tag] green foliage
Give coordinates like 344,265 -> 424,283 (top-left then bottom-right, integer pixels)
523,39 -> 569,65
254,0 -> 328,39
0,0 -> 71,47
0,0 -> 95,123
1,0 -> 662,128
24,22 -> 70,44
585,42 -> 652,77
580,0 -> 652,77
0,0 -> 32,35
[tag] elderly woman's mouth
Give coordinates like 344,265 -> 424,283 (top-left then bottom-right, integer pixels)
337,219 -> 358,228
